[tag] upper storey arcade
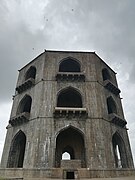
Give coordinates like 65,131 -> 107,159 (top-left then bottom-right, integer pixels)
15,50 -> 120,93
11,50 -> 124,127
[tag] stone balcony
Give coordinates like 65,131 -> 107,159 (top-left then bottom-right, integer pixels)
56,72 -> 85,81
103,80 -> 121,95
16,78 -> 35,94
9,112 -> 30,126
54,107 -> 88,118
109,113 -> 127,128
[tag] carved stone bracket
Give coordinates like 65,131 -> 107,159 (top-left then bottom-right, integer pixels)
16,78 -> 35,93
104,80 -> 121,95
9,112 -> 30,126
109,113 -> 127,127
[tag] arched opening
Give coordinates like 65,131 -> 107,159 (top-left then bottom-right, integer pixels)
62,152 -> 71,160
62,146 -> 74,160
102,68 -> 111,81
7,130 -> 26,168
55,126 -> 85,167
57,88 -> 82,108
25,66 -> 36,80
112,132 -> 128,168
59,58 -> 80,72
107,97 -> 117,114
17,95 -> 32,114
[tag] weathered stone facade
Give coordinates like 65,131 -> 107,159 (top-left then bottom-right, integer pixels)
0,50 -> 134,179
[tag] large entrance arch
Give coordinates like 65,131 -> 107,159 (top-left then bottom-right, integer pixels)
112,132 -> 128,168
55,126 -> 86,168
7,130 -> 26,168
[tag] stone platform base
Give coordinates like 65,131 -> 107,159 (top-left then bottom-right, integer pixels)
0,168 -> 135,179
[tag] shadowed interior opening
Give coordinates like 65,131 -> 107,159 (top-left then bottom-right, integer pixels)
57,88 -> 82,108
102,68 -> 111,81
17,95 -> 32,114
59,58 -> 80,72
107,97 -> 117,114
25,66 -> 36,80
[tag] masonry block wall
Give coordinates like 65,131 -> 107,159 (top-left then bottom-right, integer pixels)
1,50 -> 134,173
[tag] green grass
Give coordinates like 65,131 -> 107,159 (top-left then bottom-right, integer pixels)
0,177 -> 4,180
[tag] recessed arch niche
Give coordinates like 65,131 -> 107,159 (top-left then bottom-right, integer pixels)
55,126 -> 86,168
7,130 -> 26,168
59,57 -> 81,72
57,87 -> 82,108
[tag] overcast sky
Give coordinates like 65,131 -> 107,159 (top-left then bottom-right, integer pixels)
0,0 -> 135,163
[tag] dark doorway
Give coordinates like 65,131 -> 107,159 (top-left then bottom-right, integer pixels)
66,172 -> 75,179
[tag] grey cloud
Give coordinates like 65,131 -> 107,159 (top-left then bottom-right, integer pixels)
0,2 -> 50,101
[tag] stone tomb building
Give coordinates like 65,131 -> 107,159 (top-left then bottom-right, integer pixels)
0,50 -> 134,179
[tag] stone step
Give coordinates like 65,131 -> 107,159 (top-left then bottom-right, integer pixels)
0,179 -> 23,180
23,177 -> 135,180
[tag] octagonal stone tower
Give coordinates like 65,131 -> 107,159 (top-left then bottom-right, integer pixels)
0,50 -> 134,179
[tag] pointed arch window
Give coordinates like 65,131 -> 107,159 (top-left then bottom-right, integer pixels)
7,131 -> 26,168
9,95 -> 32,126
25,66 -> 36,80
59,58 -> 80,72
107,96 -> 127,127
56,57 -> 85,81
16,66 -> 36,94
102,68 -> 111,81
102,68 -> 121,95
54,87 -> 87,118
17,95 -> 32,114
57,88 -> 82,108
